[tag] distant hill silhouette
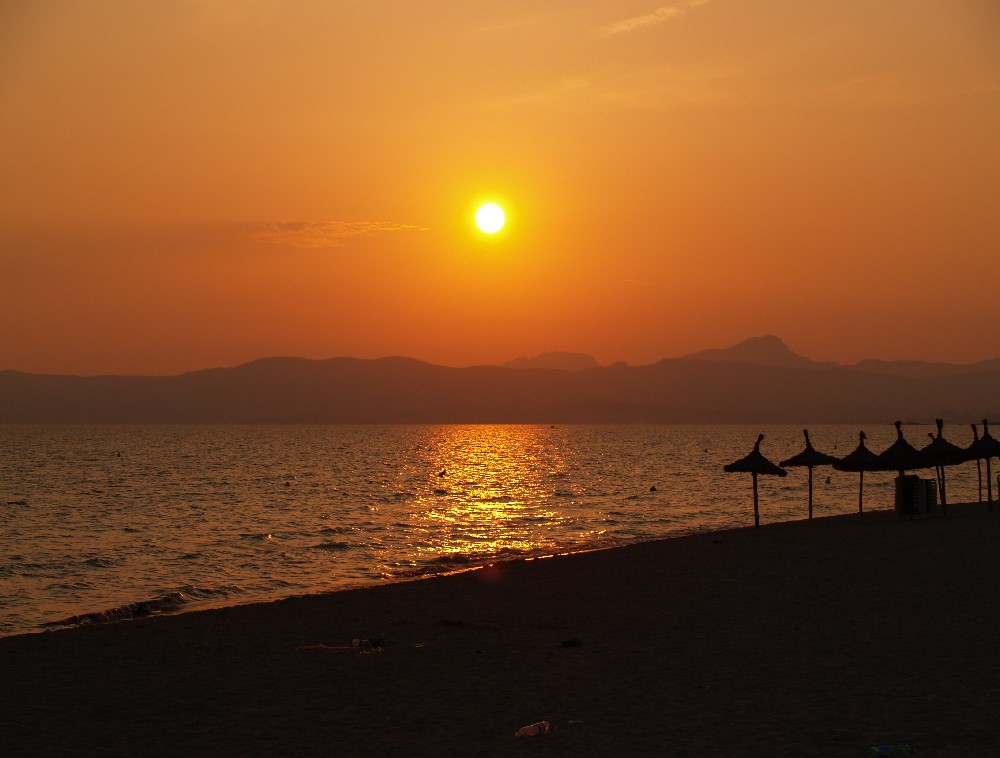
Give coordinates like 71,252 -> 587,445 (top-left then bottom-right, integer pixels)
679,336 -> 1000,378
2,338 -> 998,423
680,335 -> 837,370
847,357 -> 1000,378
502,352 -> 602,371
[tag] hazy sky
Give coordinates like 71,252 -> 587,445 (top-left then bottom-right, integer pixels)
2,0 -> 999,375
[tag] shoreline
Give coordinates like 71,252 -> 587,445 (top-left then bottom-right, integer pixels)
7,508 -> 884,640
3,502 -> 999,756
4,515 -> 786,640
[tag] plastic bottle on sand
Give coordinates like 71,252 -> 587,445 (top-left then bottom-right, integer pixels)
868,746 -> 915,757
514,721 -> 550,738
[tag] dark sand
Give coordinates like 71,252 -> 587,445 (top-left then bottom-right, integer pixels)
3,504 -> 1000,757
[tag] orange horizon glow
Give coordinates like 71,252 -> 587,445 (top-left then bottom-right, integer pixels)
1,1 -> 998,376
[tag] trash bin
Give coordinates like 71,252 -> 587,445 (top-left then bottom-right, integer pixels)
895,475 -> 920,515
919,477 -> 937,514
895,475 -> 936,516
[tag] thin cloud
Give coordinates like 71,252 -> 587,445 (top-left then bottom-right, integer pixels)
248,221 -> 429,249
600,0 -> 709,38
481,64 -> 745,113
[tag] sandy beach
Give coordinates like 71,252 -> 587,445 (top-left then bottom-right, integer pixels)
3,502 -> 1000,757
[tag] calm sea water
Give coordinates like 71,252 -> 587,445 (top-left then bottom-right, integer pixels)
0,424 -> 988,638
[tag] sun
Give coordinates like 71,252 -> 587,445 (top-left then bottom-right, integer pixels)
475,203 -> 506,234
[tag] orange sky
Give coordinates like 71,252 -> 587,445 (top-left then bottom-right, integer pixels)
2,0 -> 999,375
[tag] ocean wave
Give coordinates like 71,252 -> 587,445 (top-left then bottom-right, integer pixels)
241,532 -> 275,541
82,556 -> 120,568
390,546 -> 533,579
45,580 -> 97,591
428,552 -> 477,566
311,540 -> 353,551
45,584 -> 245,628
318,525 -> 354,535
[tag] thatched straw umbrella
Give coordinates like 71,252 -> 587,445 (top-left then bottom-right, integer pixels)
779,429 -> 837,521
832,431 -> 881,514
724,434 -> 787,529
876,421 -> 931,517
876,421 -> 926,477
920,419 -> 967,517
967,419 -> 1000,512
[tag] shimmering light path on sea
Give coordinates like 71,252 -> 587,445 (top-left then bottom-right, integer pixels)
0,424 -> 986,636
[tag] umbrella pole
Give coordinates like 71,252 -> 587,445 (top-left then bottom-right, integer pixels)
939,465 -> 948,517
858,471 -> 864,515
752,472 -> 759,529
808,466 -> 814,520
986,457 -> 993,508
977,459 -> 983,503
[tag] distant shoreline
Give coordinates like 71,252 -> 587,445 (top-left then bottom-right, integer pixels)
3,352 -> 998,423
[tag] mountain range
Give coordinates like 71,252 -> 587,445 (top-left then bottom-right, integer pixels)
1,336 -> 997,423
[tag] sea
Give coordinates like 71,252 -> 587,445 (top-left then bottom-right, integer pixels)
0,423 -> 989,638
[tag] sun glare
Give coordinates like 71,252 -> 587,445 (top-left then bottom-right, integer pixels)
475,203 -> 506,234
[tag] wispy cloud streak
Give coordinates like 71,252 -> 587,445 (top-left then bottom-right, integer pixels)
481,64 -> 745,113
600,0 -> 709,38
248,221 -> 428,248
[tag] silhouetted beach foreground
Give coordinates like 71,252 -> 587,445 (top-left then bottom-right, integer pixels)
3,504 -> 999,757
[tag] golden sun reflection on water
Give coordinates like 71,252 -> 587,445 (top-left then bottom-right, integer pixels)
406,425 -> 571,565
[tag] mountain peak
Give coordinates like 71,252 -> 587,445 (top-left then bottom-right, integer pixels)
680,336 -> 835,370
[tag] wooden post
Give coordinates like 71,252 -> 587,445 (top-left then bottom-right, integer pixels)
752,472 -> 760,529
807,466 -> 814,520
858,471 -> 864,515
988,457 -> 994,512
939,465 -> 948,517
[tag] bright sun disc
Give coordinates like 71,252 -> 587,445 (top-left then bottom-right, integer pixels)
475,203 -> 506,234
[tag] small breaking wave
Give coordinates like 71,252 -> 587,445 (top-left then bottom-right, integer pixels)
311,540 -> 353,551
45,581 -> 96,592
45,584 -> 245,628
387,546 -> 532,579
318,525 -> 354,535
82,556 -> 120,568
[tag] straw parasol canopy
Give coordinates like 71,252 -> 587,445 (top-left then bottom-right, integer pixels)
967,419 -> 1000,511
876,421 -> 926,476
724,433 -> 787,529
832,431 -> 882,514
779,429 -> 837,521
919,419 -> 967,516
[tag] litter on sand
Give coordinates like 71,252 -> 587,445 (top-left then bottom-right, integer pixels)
867,746 -> 915,757
296,636 -> 385,653
514,721 -> 550,738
